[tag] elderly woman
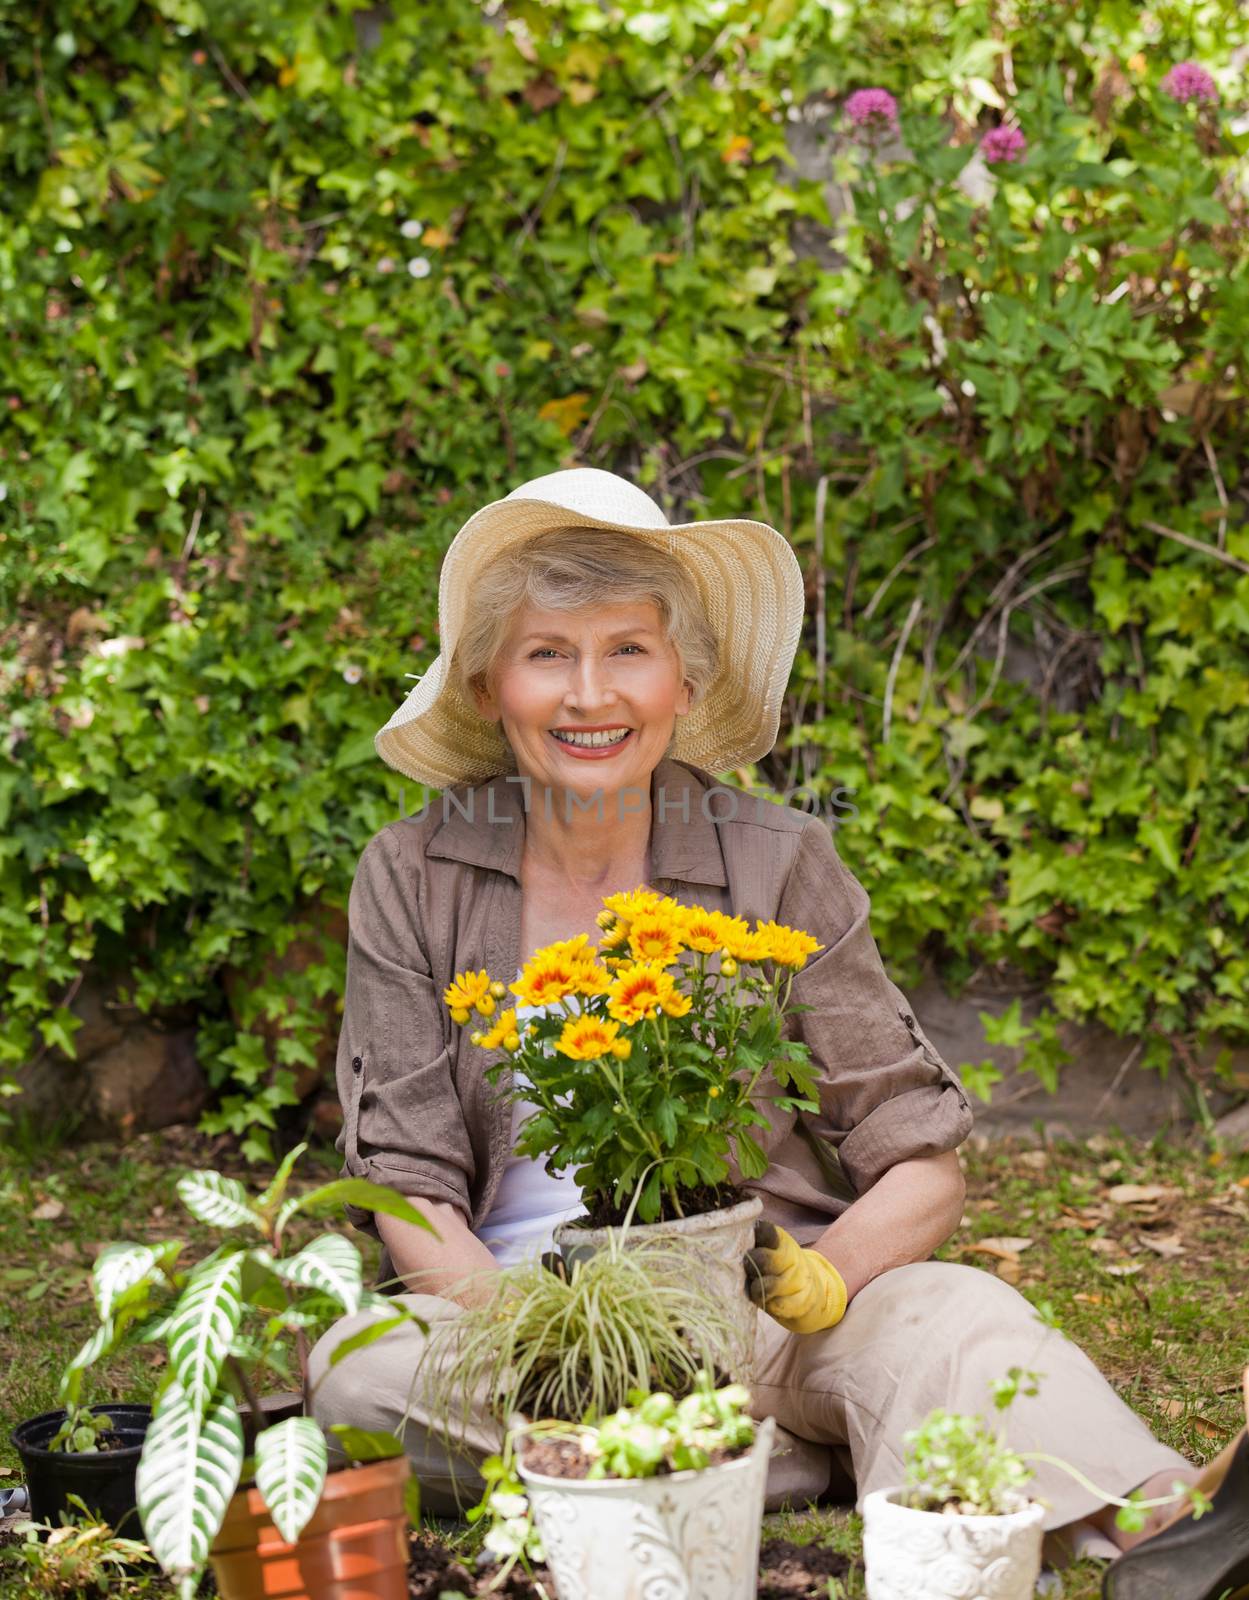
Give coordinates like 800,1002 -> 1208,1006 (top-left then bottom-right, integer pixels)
310,468 -> 1248,1600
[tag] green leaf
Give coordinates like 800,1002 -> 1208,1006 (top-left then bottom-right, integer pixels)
328,1424 -> 405,1461
168,1252 -> 246,1412
270,1234 -> 363,1315
93,1243 -> 161,1320
177,1171 -> 263,1231
258,1143 -> 309,1213
278,1179 -> 436,1235
325,1311 -> 416,1368
255,1416 -> 328,1544
137,1380 -> 244,1590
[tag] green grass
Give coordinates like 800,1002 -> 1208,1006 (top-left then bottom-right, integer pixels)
1,1127 -> 1245,1598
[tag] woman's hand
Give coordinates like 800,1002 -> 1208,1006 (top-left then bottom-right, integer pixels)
745,1220 -> 849,1334
377,1199 -> 502,1307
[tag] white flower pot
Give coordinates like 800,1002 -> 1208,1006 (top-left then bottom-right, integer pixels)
519,1414 -> 775,1600
553,1197 -> 763,1383
862,1486 -> 1046,1600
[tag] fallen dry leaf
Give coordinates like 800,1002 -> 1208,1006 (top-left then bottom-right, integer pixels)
31,1199 -> 65,1221
970,1236 -> 1034,1257
1158,1398 -> 1185,1419
995,1258 -> 1022,1285
1138,1232 -> 1186,1258
1105,1183 -> 1180,1205
1086,1237 -> 1124,1256
1194,1418 -> 1228,1440
1073,1292 -> 1105,1305
1017,1150 -> 1049,1171
1103,1264 -> 1143,1278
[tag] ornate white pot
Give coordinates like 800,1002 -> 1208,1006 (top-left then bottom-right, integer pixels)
861,1487 -> 1046,1600
519,1414 -> 775,1600
553,1197 -> 763,1384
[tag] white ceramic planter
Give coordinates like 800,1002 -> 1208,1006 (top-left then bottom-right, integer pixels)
553,1197 -> 763,1383
861,1487 -> 1046,1600
519,1414 -> 776,1600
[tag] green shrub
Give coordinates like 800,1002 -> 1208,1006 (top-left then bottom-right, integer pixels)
1,0 -> 1246,1147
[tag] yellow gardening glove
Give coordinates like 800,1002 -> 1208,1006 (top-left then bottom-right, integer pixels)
744,1219 -> 848,1335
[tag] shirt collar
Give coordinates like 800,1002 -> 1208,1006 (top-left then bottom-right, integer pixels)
423,755 -> 728,888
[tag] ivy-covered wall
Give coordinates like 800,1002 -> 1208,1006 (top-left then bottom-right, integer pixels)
2,0 -> 1247,1155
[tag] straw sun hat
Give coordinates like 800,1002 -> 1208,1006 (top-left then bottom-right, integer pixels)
374,467 -> 806,790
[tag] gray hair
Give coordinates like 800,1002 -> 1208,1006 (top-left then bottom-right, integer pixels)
452,527 -> 720,720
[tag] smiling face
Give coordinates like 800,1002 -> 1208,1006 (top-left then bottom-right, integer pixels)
471,599 -> 693,797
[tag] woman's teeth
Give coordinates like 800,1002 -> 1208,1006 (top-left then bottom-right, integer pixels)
551,728 -> 632,748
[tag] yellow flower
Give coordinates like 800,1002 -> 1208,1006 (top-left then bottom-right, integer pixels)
503,1031 -> 521,1052
709,1085 -> 721,1098
556,1015 -> 623,1061
678,907 -> 729,955
598,920 -> 630,951
606,962 -> 681,1025
574,962 -> 614,998
600,885 -> 664,922
511,954 -> 588,1007
476,994 -> 496,1017
709,915 -> 762,962
627,911 -> 685,965
450,1008 -> 470,1026
444,968 -> 492,1014
660,988 -> 692,1019
611,1038 -> 631,1060
478,1008 -> 518,1051
595,909 -> 617,930
752,920 -> 825,969
720,957 -> 738,979
489,980 -> 507,999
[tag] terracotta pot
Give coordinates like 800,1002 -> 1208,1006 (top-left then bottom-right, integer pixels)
554,1196 -> 763,1383
209,1455 -> 411,1600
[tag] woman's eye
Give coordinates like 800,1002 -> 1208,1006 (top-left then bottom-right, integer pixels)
528,645 -> 644,659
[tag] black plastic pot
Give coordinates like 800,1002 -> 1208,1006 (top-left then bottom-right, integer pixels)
11,1404 -> 151,1536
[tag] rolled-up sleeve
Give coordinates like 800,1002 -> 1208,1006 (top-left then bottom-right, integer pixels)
335,827 -> 475,1232
776,817 -> 973,1195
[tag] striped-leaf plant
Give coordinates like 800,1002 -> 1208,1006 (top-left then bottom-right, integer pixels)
59,1142 -> 432,1600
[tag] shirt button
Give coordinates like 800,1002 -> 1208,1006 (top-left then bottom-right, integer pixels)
351,1056 -> 363,1073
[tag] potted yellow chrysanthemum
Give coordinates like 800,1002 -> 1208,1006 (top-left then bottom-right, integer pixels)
443,887 -> 822,1377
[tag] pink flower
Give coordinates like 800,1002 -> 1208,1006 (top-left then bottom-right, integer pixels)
1160,61 -> 1218,104
980,125 -> 1028,164
844,88 -> 899,134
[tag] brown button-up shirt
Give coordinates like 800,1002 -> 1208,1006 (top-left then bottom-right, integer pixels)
335,757 -> 973,1247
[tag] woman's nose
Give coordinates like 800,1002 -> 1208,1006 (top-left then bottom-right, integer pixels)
565,654 -> 617,710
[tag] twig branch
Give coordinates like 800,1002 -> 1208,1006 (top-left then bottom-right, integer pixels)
1142,519 -> 1249,577
861,523 -> 931,620
882,595 -> 923,743
1201,435 -> 1229,552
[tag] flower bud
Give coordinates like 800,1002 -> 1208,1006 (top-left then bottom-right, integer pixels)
476,994 -> 496,1017
611,1039 -> 631,1059
450,1007 -> 471,1025
470,1030 -> 484,1046
503,1031 -> 521,1052
489,980 -> 507,998
720,957 -> 737,978
595,909 -> 616,928
709,1085 -> 721,1098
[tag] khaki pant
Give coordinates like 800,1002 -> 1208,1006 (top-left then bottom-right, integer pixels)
307,1260 -> 1188,1536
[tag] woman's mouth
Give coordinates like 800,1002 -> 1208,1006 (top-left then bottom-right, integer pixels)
548,727 -> 635,758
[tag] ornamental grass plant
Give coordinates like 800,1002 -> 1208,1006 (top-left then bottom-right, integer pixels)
444,888 -> 823,1223
424,1232 -> 747,1446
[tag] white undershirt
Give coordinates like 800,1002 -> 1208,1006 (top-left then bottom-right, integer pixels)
475,972 -> 585,1267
